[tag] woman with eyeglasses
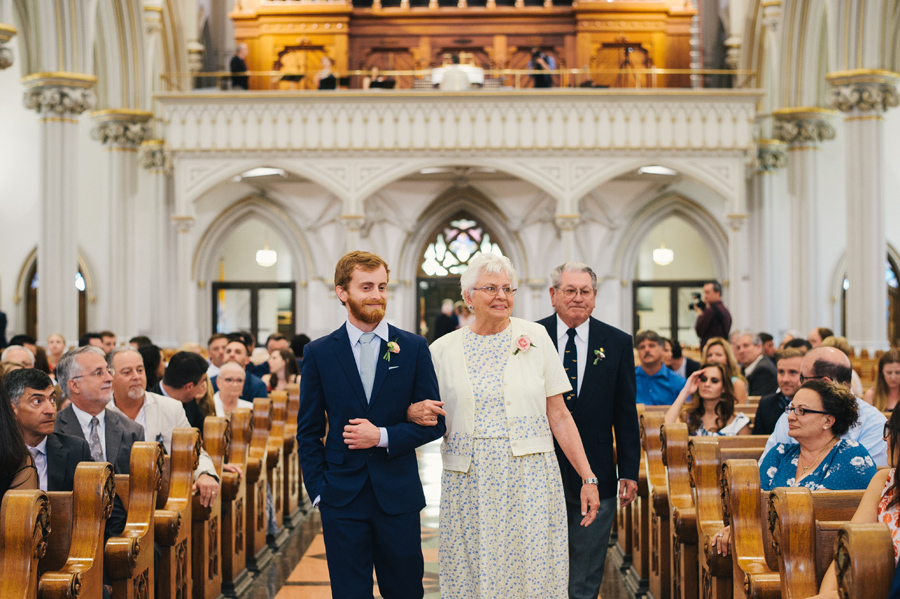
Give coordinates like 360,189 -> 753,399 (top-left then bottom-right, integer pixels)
711,379 -> 877,557
808,399 -> 900,599
664,363 -> 750,435
700,337 -> 749,404
427,252 -> 600,598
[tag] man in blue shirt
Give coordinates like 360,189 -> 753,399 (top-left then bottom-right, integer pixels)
634,330 -> 685,405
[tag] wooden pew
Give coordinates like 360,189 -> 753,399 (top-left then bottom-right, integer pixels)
246,397 -> 273,572
643,410 -> 671,599
192,417 -> 229,599
721,459 -> 780,599
0,489 -> 51,599
266,391 -> 288,548
222,407 -> 253,596
38,462 -> 115,599
105,441 -> 165,599
661,422 -> 697,599
157,428 -> 201,599
768,486 -> 865,599
834,522 -> 895,599
689,435 -> 767,599
283,382 -> 303,528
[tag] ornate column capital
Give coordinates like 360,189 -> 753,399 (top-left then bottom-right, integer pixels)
756,139 -> 787,173
187,41 -> 205,73
826,69 -> 900,114
140,139 -> 172,173
761,1 -> 782,32
22,72 -> 97,117
725,213 -> 748,232
341,214 -> 367,232
554,214 -> 580,231
89,109 -> 154,148
772,107 -> 837,146
0,23 -> 17,70
171,215 -> 195,234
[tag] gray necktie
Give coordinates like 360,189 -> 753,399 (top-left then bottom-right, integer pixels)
89,416 -> 104,462
28,447 -> 45,491
359,332 -> 376,403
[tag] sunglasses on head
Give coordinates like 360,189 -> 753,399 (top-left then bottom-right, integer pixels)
699,375 -> 720,384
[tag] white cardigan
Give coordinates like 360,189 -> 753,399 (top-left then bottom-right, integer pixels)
429,317 -> 571,473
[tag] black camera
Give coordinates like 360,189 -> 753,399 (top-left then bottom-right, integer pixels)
688,293 -> 706,311
532,50 -> 542,60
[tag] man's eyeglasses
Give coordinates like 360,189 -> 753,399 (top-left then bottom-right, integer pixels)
799,374 -> 827,384
557,287 -> 596,300
71,367 -> 114,379
473,285 -> 518,297
784,405 -> 829,417
698,375 -> 720,384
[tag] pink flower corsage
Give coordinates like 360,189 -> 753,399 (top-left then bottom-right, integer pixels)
382,340 -> 400,361
513,335 -> 536,355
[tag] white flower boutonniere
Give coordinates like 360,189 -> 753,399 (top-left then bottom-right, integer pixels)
513,335 -> 536,355
593,348 -> 605,365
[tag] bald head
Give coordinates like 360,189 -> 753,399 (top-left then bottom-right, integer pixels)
800,346 -> 853,388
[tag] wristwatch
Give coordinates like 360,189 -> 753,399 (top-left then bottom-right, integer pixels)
582,477 -> 598,485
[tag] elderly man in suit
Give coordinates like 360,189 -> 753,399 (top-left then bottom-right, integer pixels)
297,251 -> 445,599
54,346 -> 144,475
6,368 -> 92,492
107,347 -> 228,507
734,330 -> 778,396
536,262 -> 641,599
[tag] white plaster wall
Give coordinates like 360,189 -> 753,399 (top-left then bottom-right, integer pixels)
817,119 -> 849,333
884,108 -> 900,258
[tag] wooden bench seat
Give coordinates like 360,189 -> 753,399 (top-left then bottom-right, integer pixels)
661,422 -> 697,599
642,409 -> 671,599
222,407 -> 253,596
266,391 -> 288,548
193,417 -> 229,599
834,522 -> 895,599
246,397 -> 273,572
283,383 -> 303,528
0,489 -> 51,599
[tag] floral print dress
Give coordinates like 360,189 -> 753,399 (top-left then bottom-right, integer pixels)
878,468 -> 900,564
758,439 -> 877,491
439,327 -> 568,599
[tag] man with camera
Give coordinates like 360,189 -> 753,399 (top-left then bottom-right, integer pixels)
693,281 -> 732,351
528,47 -> 556,88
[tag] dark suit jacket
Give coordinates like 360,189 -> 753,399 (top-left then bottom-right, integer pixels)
45,432 -> 93,492
746,357 -> 778,397
684,357 -> 702,378
538,315 -> 641,501
752,391 -> 791,436
296,324 -> 445,515
55,406 -> 145,475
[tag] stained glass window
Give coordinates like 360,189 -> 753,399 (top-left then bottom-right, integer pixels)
420,218 -> 504,277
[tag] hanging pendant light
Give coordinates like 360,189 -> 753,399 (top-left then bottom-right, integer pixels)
653,244 -> 674,266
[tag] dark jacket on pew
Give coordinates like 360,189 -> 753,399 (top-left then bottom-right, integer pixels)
752,391 -> 791,436
46,432 -> 93,492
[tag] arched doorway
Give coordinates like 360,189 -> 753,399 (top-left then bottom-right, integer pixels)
632,215 -> 716,346
840,256 -> 900,347
416,215 -> 505,342
24,262 -> 89,340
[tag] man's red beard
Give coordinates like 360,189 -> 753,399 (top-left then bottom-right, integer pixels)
347,295 -> 386,324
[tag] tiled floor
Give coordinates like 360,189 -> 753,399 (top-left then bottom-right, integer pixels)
265,440 -> 630,599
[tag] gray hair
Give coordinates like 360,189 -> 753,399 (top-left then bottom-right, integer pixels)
57,346 -> 106,399
735,330 -> 761,346
1,345 -> 35,364
550,262 -> 598,291
106,346 -> 141,367
459,253 -> 518,300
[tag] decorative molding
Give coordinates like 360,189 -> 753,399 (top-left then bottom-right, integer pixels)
0,24 -> 16,69
756,139 -> 787,172
172,215 -> 195,233
772,108 -> 836,145
90,109 -> 154,148
725,213 -> 748,232
23,85 -> 96,117
826,70 -> 900,114
187,41 -> 205,73
140,139 -> 173,173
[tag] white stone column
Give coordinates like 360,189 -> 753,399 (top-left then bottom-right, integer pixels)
554,215 -> 578,263
342,214 -> 366,253
774,108 -> 836,333
22,73 -> 97,342
172,216 -> 197,345
139,139 -> 175,345
827,69 -> 900,351
90,110 -> 153,338
753,140 -> 788,335
725,213 -> 748,327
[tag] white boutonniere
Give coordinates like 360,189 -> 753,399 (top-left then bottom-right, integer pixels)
513,335 -> 536,355
593,348 -> 605,365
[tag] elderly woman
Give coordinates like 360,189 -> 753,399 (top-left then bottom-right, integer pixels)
420,252 -> 600,598
664,363 -> 750,435
213,362 -> 253,417
711,379 -> 876,556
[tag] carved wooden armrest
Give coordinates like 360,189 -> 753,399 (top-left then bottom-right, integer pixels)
0,490 -> 51,599
834,522 -> 894,599
662,422 -> 697,544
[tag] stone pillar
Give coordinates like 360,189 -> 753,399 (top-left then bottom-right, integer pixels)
342,215 -> 366,253
140,139 -> 175,345
555,215 -> 579,263
0,23 -> 15,70
90,110 -> 153,338
725,213 -> 748,326
22,73 -> 97,343
754,139 -> 788,335
827,69 -> 900,351
773,107 -> 836,333
172,215 -> 197,345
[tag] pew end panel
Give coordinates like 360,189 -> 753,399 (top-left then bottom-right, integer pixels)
662,422 -> 698,599
192,416 -> 229,599
0,490 -> 51,599
222,407 -> 252,595
642,410 -> 671,599
246,397 -> 274,572
834,522 -> 894,599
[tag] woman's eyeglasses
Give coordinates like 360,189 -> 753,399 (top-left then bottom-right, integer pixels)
472,285 -> 517,297
698,375 -> 720,384
784,405 -> 829,417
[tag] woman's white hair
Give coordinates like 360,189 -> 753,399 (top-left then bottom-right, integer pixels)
459,252 -> 518,300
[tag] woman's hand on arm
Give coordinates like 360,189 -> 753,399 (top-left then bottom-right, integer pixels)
406,400 -> 446,426
546,394 -> 600,526
710,525 -> 731,556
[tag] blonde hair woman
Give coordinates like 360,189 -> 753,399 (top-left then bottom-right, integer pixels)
701,337 -> 748,403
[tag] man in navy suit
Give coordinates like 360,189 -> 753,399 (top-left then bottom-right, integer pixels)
537,262 -> 641,599
297,251 -> 445,599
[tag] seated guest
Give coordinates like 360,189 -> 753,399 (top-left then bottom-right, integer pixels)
138,343 -> 165,391
665,363 -> 750,435
194,373 -> 216,418
78,332 -> 104,348
206,333 -> 228,378
712,379 -> 878,556
783,337 -> 813,351
820,335 -> 863,395
701,337 -> 749,403
9,334 -> 38,358
864,349 -> 900,411
128,335 -> 153,349
760,346 -> 888,466
99,331 -> 117,355
211,338 -> 268,401
662,337 -> 700,379
2,345 -> 35,369
634,330 -> 685,405
46,333 -> 66,375
812,406 -> 900,599
7,368 -> 91,492
0,374 -> 37,503
753,348 -> 804,436
262,348 -> 299,392
734,330 -> 778,396
250,333 -> 289,379
107,347 -> 223,506
759,332 -> 777,362
290,334 -> 310,367
213,362 -> 253,417
808,326 -> 834,348
153,351 -> 211,431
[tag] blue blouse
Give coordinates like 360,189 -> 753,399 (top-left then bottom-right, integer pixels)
759,439 -> 877,491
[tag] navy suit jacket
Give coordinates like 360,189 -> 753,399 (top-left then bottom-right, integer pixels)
538,315 -> 641,501
55,406 -> 145,475
46,432 -> 93,492
746,357 -> 778,397
296,323 -> 445,515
